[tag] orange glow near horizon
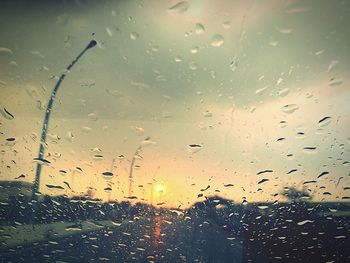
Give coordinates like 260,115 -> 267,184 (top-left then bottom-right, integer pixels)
154,182 -> 165,193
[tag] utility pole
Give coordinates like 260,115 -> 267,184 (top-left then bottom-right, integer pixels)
108,158 -> 116,202
128,145 -> 142,197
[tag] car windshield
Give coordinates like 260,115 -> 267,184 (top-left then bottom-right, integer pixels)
0,0 -> 349,262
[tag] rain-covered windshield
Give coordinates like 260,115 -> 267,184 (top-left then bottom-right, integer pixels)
0,0 -> 349,262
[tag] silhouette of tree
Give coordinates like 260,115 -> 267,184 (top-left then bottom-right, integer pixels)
282,186 -> 312,202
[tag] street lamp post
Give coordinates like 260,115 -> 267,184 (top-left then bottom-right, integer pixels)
128,144 -> 142,197
31,40 -> 97,200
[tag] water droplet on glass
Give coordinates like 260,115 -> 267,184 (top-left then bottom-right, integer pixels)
222,21 -> 231,29
81,126 -> 92,133
287,169 -> 298,175
190,46 -> 199,54
168,1 -> 190,14
187,144 -> 203,154
106,27 -> 113,37
46,184 -> 64,190
255,86 -> 268,95
88,112 -> 98,121
296,131 -> 305,139
279,120 -> 287,128
9,61 -> 17,67
302,146 -> 317,154
277,88 -> 289,97
329,78 -> 343,86
66,131 -> 74,142
5,137 -> 16,147
189,62 -> 198,70
130,32 -> 139,40
0,108 -> 14,120
141,139 -> 156,146
33,157 -> 51,166
249,106 -> 256,113
195,23 -> 205,35
281,104 -> 299,114
93,154 -> 104,161
0,47 -> 13,56
258,205 -> 269,210
162,111 -> 173,118
276,25 -> 293,34
203,110 -> 212,117
318,116 -> 332,127
327,60 -> 338,72
258,179 -> 270,185
210,34 -> 224,47
175,55 -> 183,62
104,187 -> 112,193
317,171 -> 329,179
276,137 -> 286,143
269,40 -> 279,47
297,220 -> 314,226
102,172 -> 114,179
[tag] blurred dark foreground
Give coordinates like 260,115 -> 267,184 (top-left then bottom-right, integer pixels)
0,194 -> 349,262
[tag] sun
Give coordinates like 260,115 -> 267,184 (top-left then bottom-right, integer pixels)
154,183 -> 165,193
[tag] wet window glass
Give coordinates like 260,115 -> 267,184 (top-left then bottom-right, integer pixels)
0,0 -> 349,262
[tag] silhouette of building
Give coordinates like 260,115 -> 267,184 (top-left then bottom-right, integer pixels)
0,181 -> 33,200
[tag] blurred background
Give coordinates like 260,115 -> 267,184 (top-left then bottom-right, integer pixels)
0,0 -> 349,208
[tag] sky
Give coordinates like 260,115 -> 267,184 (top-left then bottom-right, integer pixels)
0,0 -> 349,208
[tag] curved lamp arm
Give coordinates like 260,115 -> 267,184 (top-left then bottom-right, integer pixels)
31,40 -> 97,200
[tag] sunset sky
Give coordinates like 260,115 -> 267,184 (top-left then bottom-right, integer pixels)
0,0 -> 349,208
